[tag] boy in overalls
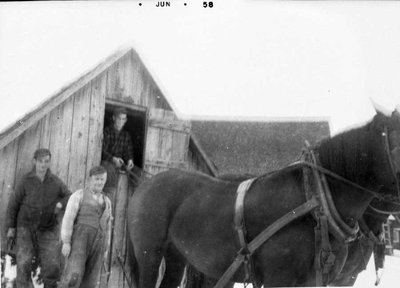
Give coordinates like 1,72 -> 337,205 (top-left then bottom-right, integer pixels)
59,166 -> 112,288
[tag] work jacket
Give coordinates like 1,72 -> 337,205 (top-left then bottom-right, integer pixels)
6,168 -> 71,231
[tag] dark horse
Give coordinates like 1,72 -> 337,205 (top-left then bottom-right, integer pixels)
128,108 -> 400,287
331,195 -> 400,286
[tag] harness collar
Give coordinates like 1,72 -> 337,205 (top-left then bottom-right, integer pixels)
302,146 -> 359,242
383,125 -> 400,200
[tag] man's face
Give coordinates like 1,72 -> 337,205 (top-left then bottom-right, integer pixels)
34,155 -> 51,174
89,172 -> 107,193
113,113 -> 128,131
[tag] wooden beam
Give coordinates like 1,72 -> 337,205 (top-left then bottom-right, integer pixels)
189,133 -> 218,176
105,99 -> 147,113
148,119 -> 191,134
145,159 -> 188,170
0,47 -> 133,151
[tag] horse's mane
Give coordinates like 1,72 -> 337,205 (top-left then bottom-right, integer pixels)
316,116 -> 379,184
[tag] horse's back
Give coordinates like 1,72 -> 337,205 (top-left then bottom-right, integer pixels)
128,169 -> 222,245
130,169 -> 218,206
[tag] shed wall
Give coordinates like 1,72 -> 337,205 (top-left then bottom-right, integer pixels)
0,71 -> 107,245
105,51 -> 170,111
0,49 -> 216,288
0,50 -> 175,243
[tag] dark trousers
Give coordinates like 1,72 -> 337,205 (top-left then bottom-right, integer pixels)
59,224 -> 104,288
16,226 -> 61,288
101,161 -> 118,194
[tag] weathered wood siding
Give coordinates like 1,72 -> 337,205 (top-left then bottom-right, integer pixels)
144,109 -> 191,175
105,51 -> 170,111
0,72 -> 107,246
0,48 -> 216,288
107,174 -> 131,288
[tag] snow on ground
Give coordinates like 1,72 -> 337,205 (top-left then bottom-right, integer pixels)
353,249 -> 400,288
233,249 -> 400,288
3,250 -> 400,287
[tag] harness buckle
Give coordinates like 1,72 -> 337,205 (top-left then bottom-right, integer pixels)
322,252 -> 336,274
238,246 -> 251,257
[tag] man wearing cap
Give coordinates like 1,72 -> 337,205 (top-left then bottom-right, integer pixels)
101,107 -> 134,194
59,165 -> 112,288
6,148 -> 71,288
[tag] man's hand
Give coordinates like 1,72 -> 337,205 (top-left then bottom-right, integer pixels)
7,228 -> 16,250
126,160 -> 134,170
62,243 -> 71,258
112,157 -> 124,168
7,228 -> 16,241
54,202 -> 62,215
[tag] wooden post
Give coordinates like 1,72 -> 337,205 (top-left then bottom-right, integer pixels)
100,172 -> 135,288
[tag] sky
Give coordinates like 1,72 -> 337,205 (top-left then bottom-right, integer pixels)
1,0 -> 400,135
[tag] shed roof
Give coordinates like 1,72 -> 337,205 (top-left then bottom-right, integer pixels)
191,119 -> 330,176
0,47 -> 172,150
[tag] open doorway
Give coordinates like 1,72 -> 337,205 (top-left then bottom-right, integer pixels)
103,103 -> 147,169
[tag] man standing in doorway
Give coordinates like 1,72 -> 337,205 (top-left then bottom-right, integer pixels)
6,148 -> 71,288
101,107 -> 134,194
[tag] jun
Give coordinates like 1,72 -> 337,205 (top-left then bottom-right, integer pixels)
156,1 -> 170,7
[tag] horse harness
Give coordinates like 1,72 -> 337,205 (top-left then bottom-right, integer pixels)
214,126 -> 400,288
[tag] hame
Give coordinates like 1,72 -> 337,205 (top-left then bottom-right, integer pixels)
156,1 -> 170,7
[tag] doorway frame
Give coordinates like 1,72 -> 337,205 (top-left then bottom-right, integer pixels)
104,99 -> 148,169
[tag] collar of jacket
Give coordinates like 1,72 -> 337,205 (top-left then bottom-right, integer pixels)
27,168 -> 54,182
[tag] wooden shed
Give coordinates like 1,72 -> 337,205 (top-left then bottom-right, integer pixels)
0,47 -> 216,287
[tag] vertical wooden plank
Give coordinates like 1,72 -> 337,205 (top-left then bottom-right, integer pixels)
146,84 -> 157,109
120,54 -> 134,103
144,127 -> 158,163
144,108 -> 191,175
159,111 -> 174,162
130,52 -> 143,105
145,109 -> 160,164
14,121 -> 42,183
114,59 -> 125,101
108,174 -> 129,286
68,85 -> 91,192
106,62 -> 118,101
0,139 -> 19,247
39,113 -> 52,149
159,128 -> 173,164
171,131 -> 186,163
85,74 -> 106,185
48,97 -> 74,182
140,69 -> 151,108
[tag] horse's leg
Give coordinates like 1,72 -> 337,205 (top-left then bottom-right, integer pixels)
159,245 -> 186,288
134,243 -> 165,288
131,211 -> 170,288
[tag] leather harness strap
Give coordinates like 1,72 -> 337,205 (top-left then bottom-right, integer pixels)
215,195 -> 320,288
303,145 -> 353,286
216,128 -> 398,288
234,179 -> 256,250
233,178 -> 257,286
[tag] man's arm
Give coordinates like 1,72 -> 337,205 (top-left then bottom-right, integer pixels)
58,179 -> 72,210
104,196 -> 113,259
61,191 -> 81,245
6,180 -> 25,230
123,132 -> 134,165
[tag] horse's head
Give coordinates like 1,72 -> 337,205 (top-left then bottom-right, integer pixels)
369,106 -> 400,200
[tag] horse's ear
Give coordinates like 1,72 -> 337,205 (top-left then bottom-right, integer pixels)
370,98 -> 391,117
391,105 -> 400,123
